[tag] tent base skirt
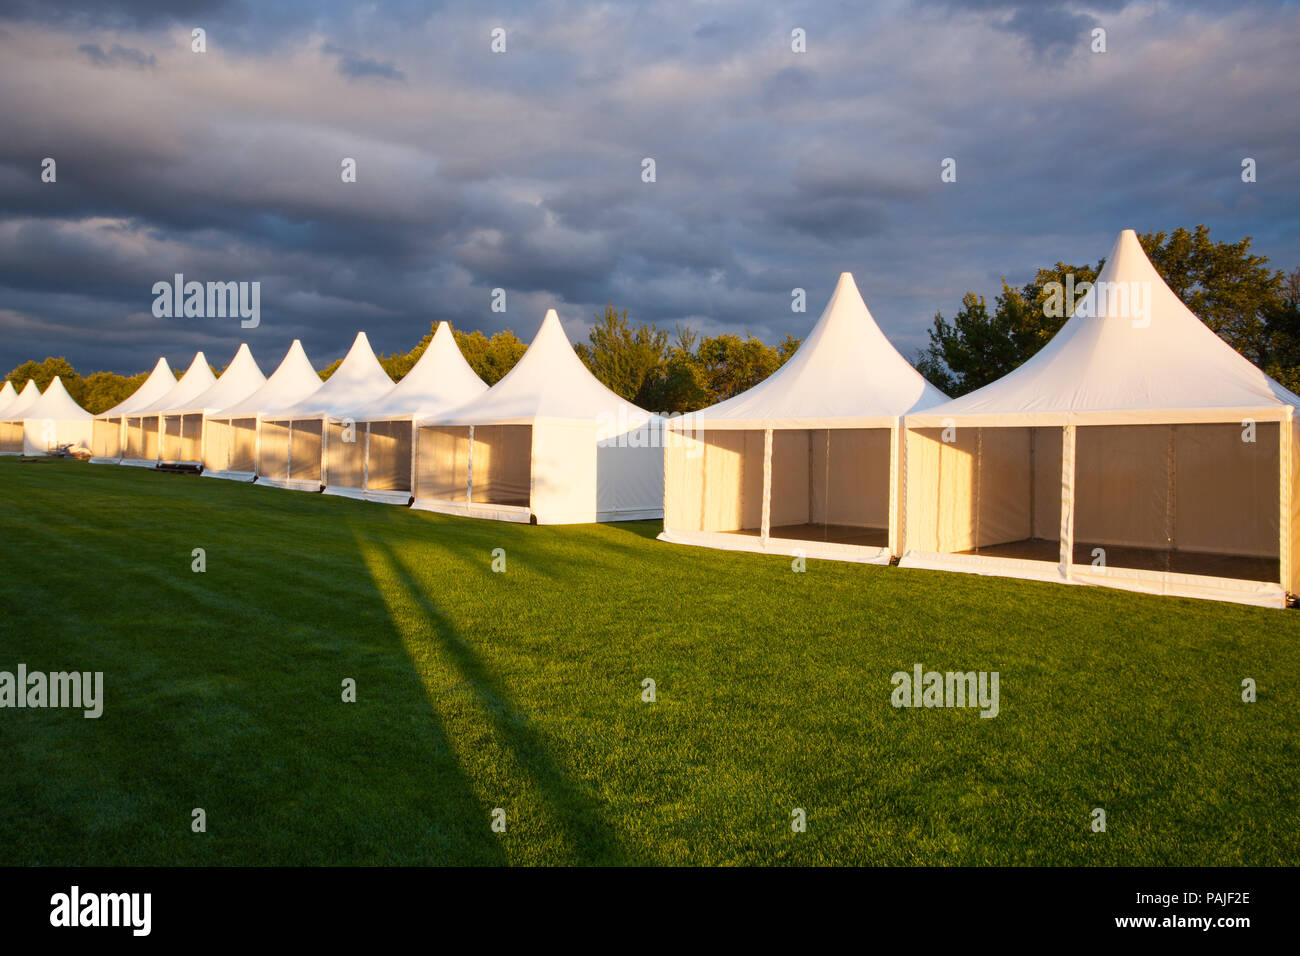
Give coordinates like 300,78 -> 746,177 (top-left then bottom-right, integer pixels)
595,506 -> 663,523
88,457 -> 121,465
658,528 -> 891,565
411,497 -> 532,523
118,459 -> 157,468
322,485 -> 366,500
257,477 -> 321,492
899,549 -> 1286,608
363,490 -> 414,505
202,469 -> 256,482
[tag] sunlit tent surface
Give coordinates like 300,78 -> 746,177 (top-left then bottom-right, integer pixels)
258,332 -> 393,491
659,272 -> 947,562
0,380 -> 42,454
413,309 -> 663,524
91,357 -> 175,463
901,228 -> 1300,608
160,344 -> 265,466
14,375 -> 93,455
0,381 -> 17,416
324,322 -> 487,504
204,339 -> 321,481
121,353 -> 216,467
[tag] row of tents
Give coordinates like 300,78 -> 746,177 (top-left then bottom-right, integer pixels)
3,230 -> 1296,608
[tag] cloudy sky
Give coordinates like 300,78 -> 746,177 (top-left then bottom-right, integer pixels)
1,0 -> 1297,376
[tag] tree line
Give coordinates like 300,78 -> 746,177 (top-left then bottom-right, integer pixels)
9,224 -> 1299,414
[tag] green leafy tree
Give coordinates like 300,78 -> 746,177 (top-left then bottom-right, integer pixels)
452,328 -> 528,385
574,304 -> 668,404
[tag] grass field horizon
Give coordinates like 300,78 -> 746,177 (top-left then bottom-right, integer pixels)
2,457 -> 1298,866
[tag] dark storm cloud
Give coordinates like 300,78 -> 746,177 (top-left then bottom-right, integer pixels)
77,42 -> 156,68
0,0 -> 1298,376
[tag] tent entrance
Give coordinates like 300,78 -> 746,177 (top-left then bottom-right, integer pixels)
92,418 -> 120,458
415,424 -> 533,509
366,420 -> 413,495
0,421 -> 21,453
766,427 -> 890,547
1073,423 -> 1279,583
907,425 -> 1063,559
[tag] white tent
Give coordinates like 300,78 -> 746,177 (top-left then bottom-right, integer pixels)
258,332 -> 393,491
91,357 -> 176,463
0,380 -> 42,454
323,322 -> 487,504
0,381 -> 17,416
122,353 -> 216,467
204,340 -> 322,482
901,228 -> 1300,608
412,309 -> 663,524
159,344 -> 265,466
16,375 -> 92,455
660,272 -> 947,563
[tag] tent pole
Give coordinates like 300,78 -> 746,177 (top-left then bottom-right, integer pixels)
1165,424 -> 1177,571
1059,424 -> 1075,579
889,421 -> 901,557
1281,410 -> 1292,595
761,428 -> 772,542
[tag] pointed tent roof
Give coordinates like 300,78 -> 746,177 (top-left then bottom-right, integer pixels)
97,357 -> 176,419
213,339 -> 322,418
908,229 -> 1300,427
170,343 -> 266,416
687,272 -> 948,429
419,309 -> 653,429
19,375 -> 91,422
274,331 -> 393,419
132,352 -> 218,416
348,322 -> 487,422
1,380 -> 42,421
0,381 -> 17,417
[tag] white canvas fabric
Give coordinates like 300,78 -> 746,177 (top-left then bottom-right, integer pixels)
203,339 -> 321,481
120,352 -> 216,466
901,229 -> 1300,608
659,273 -> 947,562
413,309 -> 663,524
258,332 -> 393,491
91,357 -> 176,462
0,381 -> 17,417
16,375 -> 92,455
0,380 -> 43,454
323,322 -> 487,504
160,344 -> 265,464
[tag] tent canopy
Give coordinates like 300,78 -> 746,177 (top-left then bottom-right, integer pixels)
347,321 -> 486,422
419,309 -> 651,431
170,344 -> 265,416
213,339 -> 321,419
132,352 -> 217,416
1,380 -> 42,420
19,375 -> 90,422
908,229 -> 1300,427
96,357 -> 175,419
685,272 -> 947,429
274,332 -> 392,420
0,381 -> 16,416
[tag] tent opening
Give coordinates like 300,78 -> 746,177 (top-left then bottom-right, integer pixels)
906,425 -> 1063,560
203,419 -> 230,471
1074,423 -> 1279,582
366,420 -> 413,494
289,419 -> 322,483
93,419 -> 121,458
140,416 -> 160,461
258,420 -> 291,480
0,421 -> 22,453
665,429 -> 766,536
766,427 -> 891,547
415,424 -> 531,506
326,421 -> 365,489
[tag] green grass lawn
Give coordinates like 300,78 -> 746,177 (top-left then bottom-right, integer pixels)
1,456 -> 1298,866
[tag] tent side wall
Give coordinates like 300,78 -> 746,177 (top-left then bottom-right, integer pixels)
365,420 -> 413,495
663,428 -> 765,534
532,422 -> 595,524
325,421 -> 366,492
92,418 -> 122,459
414,426 -> 471,503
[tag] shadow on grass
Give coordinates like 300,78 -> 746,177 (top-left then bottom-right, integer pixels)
358,531 -> 632,865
